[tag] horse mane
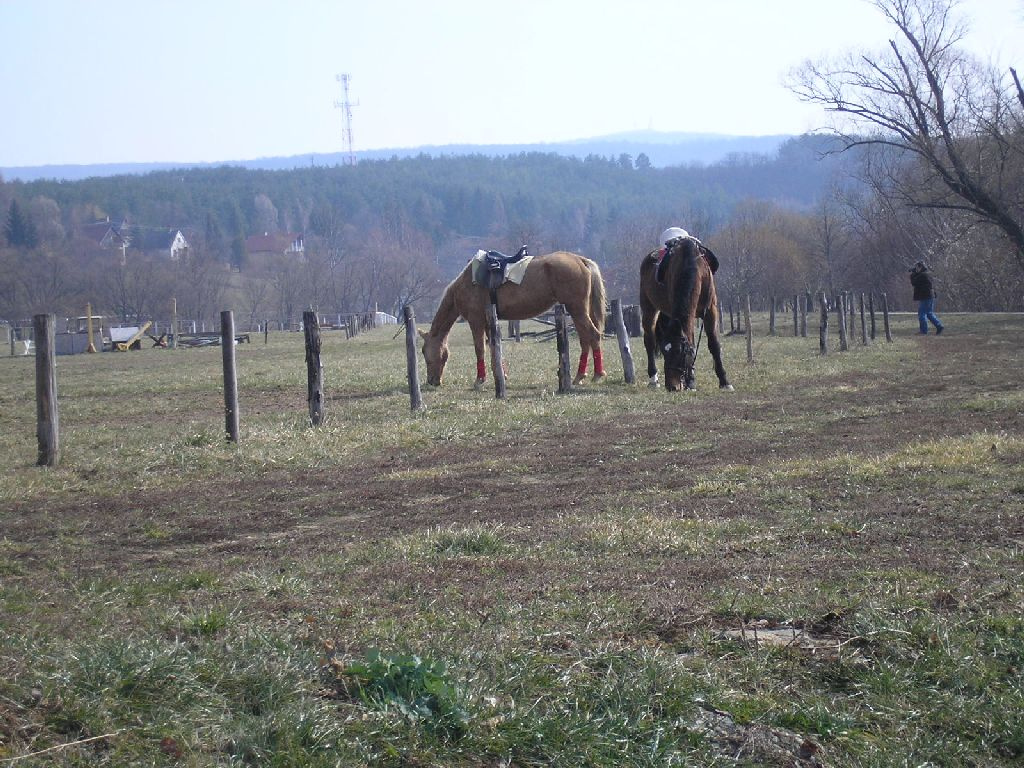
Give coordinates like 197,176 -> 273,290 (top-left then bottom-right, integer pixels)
427,265 -> 469,339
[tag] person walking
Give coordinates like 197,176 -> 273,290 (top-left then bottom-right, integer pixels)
909,261 -> 944,335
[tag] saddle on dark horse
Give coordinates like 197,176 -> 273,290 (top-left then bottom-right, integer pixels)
655,236 -> 719,284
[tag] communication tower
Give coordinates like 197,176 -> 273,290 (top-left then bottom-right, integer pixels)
334,73 -> 359,166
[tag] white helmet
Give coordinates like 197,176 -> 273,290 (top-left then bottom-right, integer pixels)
660,227 -> 689,246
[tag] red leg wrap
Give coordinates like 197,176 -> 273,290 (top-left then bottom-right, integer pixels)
577,351 -> 588,379
593,348 -> 604,376
477,358 -> 486,380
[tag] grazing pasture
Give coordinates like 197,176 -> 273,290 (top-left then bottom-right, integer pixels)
0,313 -> 1022,766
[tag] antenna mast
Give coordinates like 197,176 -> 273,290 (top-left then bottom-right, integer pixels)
334,73 -> 359,166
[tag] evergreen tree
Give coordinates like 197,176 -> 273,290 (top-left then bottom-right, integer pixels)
4,200 -> 39,248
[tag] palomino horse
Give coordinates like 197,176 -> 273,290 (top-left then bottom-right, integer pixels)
419,251 -> 607,388
639,236 -> 732,392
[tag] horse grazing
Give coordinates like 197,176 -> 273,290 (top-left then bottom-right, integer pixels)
639,236 -> 732,392
419,251 -> 607,388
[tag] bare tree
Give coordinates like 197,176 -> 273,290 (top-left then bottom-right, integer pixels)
241,275 -> 271,330
789,0 -> 1024,266
172,245 -> 229,326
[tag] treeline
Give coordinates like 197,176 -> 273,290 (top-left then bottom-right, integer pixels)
1,131 -> 1022,330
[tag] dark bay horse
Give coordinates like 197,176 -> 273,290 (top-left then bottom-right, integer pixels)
639,236 -> 732,392
419,251 -> 607,388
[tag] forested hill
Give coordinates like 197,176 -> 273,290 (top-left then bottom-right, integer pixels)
6,134 -> 857,255
2,131 -> 793,182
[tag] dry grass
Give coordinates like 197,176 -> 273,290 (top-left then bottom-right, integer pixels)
0,312 -> 1022,766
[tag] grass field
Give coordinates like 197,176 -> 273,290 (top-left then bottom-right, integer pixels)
1,312 -> 1022,766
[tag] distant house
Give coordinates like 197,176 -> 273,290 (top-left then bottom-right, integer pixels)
79,219 -> 128,250
75,218 -> 188,262
127,227 -> 189,261
245,232 -> 305,260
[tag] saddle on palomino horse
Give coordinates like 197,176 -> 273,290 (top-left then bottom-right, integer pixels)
474,246 -> 532,308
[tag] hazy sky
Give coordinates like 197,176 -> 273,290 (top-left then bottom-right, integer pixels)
1,0 -> 1022,167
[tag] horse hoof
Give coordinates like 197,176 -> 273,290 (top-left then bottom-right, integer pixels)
592,373 -> 606,383
572,376 -> 586,385
721,383 -> 734,391
473,378 -> 485,391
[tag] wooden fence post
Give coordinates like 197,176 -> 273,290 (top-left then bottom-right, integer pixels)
85,302 -> 97,353
555,305 -> 572,394
486,303 -> 506,399
744,294 -> 753,363
221,310 -> 240,442
858,293 -> 869,346
792,294 -> 799,337
33,314 -> 59,467
610,298 -> 635,384
303,310 -> 324,426
717,300 -> 724,335
769,297 -> 776,336
868,293 -> 877,340
819,292 -> 829,355
799,294 -> 808,337
170,297 -> 178,349
838,293 -> 849,351
881,292 -> 893,342
403,306 -> 424,411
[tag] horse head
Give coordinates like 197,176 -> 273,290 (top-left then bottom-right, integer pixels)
418,329 -> 449,386
655,315 -> 695,392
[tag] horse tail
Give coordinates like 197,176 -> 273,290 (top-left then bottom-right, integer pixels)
671,238 -> 701,323
586,258 -> 607,334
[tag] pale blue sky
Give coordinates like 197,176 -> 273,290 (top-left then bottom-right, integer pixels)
1,0 -> 1022,167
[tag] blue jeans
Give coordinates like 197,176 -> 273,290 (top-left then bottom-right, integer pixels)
918,298 -> 943,333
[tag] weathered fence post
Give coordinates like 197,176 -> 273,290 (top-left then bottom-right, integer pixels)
555,305 -> 572,394
769,297 -> 776,336
792,294 -> 799,337
881,292 -> 893,342
303,310 -> 324,426
403,306 -> 424,411
849,291 -> 856,329
486,303 -> 506,399
868,293 -> 877,340
717,300 -> 724,335
34,314 -> 59,467
819,292 -> 829,356
170,298 -> 178,349
838,293 -> 849,351
729,303 -> 736,333
799,294 -> 808,337
85,302 -> 97,353
221,310 -> 240,442
263,318 -> 269,344
744,294 -> 754,363
610,298 -> 635,384
858,293 -> 869,346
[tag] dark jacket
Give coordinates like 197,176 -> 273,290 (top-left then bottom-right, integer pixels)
910,268 -> 935,301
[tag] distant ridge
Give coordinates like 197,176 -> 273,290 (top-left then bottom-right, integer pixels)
2,130 -> 794,182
